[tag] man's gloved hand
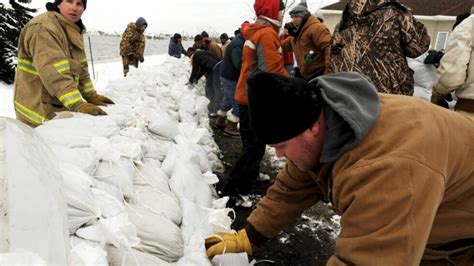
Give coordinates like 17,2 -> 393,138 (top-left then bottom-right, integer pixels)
139,56 -> 144,63
205,229 -> 252,259
431,90 -> 452,109
85,92 -> 115,106
74,102 -> 107,116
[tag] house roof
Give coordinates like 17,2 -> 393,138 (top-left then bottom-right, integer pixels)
321,0 -> 472,16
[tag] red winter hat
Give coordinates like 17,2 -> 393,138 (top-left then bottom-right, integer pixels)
253,0 -> 284,20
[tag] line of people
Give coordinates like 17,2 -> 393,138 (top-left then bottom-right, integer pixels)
203,0 -> 474,265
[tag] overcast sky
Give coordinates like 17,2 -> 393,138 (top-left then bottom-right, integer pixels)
17,0 -> 338,36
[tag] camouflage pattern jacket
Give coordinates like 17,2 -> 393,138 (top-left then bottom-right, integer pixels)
330,0 -> 430,95
119,23 -> 145,57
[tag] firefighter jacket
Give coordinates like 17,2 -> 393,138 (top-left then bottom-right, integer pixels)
14,11 -> 96,126
119,23 -> 146,58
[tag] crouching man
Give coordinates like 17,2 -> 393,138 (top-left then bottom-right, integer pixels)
205,71 -> 474,265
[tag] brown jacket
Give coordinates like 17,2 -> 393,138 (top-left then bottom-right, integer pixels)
207,41 -> 223,60
14,11 -> 95,126
330,0 -> 430,95
248,94 -> 474,264
281,15 -> 331,80
119,23 -> 146,58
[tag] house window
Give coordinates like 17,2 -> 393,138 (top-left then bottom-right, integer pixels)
435,32 -> 449,51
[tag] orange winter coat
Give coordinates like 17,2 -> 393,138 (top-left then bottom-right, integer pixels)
248,94 -> 474,265
281,15 -> 331,79
234,18 -> 288,105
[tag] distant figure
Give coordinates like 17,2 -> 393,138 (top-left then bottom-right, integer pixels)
168,33 -> 186,58
120,17 -> 147,77
188,49 -> 223,116
432,10 -> 474,116
14,0 -> 112,127
220,33 -> 230,55
280,28 -> 294,76
330,0 -> 430,95
194,31 -> 223,59
282,1 -> 331,80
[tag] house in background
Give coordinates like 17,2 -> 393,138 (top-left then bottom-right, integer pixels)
318,0 -> 472,51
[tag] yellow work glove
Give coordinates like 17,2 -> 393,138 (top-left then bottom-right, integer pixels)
205,229 -> 252,259
85,92 -> 115,106
74,102 -> 107,116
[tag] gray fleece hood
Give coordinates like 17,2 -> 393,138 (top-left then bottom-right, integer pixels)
310,72 -> 380,163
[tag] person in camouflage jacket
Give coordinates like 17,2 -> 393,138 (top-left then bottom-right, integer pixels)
14,0 -> 113,127
119,17 -> 147,77
330,0 -> 430,95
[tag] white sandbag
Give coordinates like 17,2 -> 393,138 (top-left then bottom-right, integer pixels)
126,204 -> 184,261
134,160 -> 172,195
93,157 -> 135,199
51,145 -> 97,175
132,185 -> 182,225
70,240 -> 108,266
169,155 -> 213,207
177,93 -> 197,115
101,104 -> 136,127
59,163 -> 101,234
94,180 -> 123,202
212,253 -> 250,266
1,118 -> 69,264
146,108 -> 179,140
92,188 -> 125,219
107,246 -> 171,266
35,114 -> 118,148
0,250 -> 47,265
142,138 -> 172,161
100,213 -> 140,250
177,252 -> 212,266
91,136 -> 142,161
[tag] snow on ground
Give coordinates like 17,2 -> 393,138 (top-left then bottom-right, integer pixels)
0,55 -> 251,265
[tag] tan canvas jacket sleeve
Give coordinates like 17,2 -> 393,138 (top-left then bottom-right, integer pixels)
327,156 -> 445,265
247,160 -> 322,238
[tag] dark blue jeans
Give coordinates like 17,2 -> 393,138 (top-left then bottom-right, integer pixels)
219,77 -> 239,117
222,105 -> 266,196
205,62 -> 223,114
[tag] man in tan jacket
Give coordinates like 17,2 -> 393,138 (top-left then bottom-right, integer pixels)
14,0 -> 113,127
206,71 -> 474,265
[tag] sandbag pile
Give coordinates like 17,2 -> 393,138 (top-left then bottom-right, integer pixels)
1,56 -> 237,265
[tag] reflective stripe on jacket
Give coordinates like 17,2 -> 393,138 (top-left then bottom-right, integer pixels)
14,11 -> 95,125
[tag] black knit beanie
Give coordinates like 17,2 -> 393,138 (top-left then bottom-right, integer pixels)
247,72 -> 323,144
52,0 -> 87,10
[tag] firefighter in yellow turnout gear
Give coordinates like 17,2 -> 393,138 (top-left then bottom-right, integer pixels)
13,0 -> 113,127
120,17 -> 147,77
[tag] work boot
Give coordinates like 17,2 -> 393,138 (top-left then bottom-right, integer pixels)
214,114 -> 226,129
224,119 -> 240,138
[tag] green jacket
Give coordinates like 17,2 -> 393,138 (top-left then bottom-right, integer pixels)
14,11 -> 96,126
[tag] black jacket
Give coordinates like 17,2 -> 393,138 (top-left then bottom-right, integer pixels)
189,50 -> 221,83
220,34 -> 245,81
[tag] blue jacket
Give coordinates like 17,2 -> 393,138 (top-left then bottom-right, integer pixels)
168,37 -> 186,58
220,34 -> 245,81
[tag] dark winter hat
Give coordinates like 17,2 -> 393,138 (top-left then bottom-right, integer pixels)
53,0 -> 87,10
290,1 -> 310,18
201,31 -> 209,39
135,17 -> 148,28
173,33 -> 182,40
247,71 -> 323,144
194,34 -> 203,42
220,33 -> 228,40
